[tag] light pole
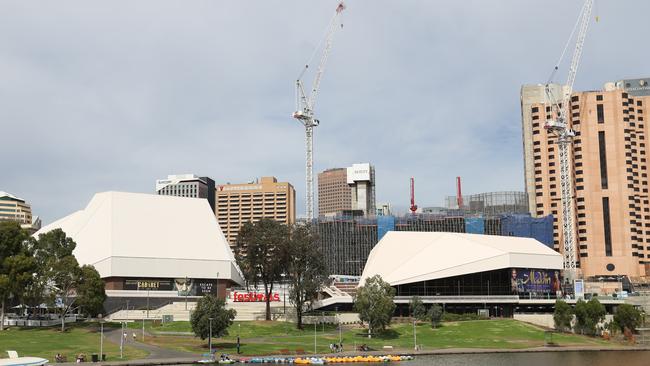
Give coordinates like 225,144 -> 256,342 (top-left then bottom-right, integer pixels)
142,311 -> 145,342
120,322 -> 125,359
281,273 -> 286,314
185,276 -> 188,310
336,306 -> 341,345
99,314 -> 104,361
147,289 -> 150,319
413,319 -> 417,351
126,300 -> 129,320
314,321 -> 317,354
209,317 -> 214,355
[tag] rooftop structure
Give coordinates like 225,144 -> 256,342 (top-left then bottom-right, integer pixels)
360,231 -> 563,286
316,213 -> 553,276
35,191 -> 244,292
156,174 -> 216,212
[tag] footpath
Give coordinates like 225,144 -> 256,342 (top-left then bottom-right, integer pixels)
58,328 -> 198,366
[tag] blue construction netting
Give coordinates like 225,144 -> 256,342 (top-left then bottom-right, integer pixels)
377,215 -> 396,241
465,218 -> 484,234
500,214 -> 554,248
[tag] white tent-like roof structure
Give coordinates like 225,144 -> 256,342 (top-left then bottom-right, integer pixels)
35,191 -> 244,285
360,231 -> 562,286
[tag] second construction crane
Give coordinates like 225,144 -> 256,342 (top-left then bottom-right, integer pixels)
293,2 -> 346,221
544,0 -> 594,279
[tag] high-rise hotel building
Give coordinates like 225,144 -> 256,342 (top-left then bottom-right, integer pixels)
156,174 -> 216,212
521,78 -> 650,278
318,168 -> 352,217
216,177 -> 295,246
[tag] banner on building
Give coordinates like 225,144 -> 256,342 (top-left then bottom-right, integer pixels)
510,268 -> 562,295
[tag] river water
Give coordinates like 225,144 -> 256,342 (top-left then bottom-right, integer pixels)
380,351 -> 650,366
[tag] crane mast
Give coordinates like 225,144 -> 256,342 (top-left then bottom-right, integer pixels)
544,0 -> 594,279
293,2 -> 346,221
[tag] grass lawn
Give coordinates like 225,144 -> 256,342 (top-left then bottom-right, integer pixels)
0,324 -> 149,361
139,319 -> 614,356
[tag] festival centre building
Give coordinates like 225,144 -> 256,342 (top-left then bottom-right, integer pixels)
356,231 -> 570,316
35,191 -> 244,313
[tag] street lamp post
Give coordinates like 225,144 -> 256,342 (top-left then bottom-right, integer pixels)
120,322 -> 125,359
98,314 -> 104,361
336,306 -> 341,345
142,311 -> 145,342
147,289 -> 150,319
209,317 -> 214,355
314,321 -> 317,354
413,319 -> 417,351
185,276 -> 188,310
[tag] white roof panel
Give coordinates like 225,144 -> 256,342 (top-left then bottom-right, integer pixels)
360,231 -> 562,286
35,191 -> 243,285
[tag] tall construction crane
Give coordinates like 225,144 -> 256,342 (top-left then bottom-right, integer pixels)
544,0 -> 594,280
293,2 -> 346,221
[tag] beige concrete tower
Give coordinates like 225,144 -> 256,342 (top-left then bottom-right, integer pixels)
522,78 -> 650,279
317,168 -> 352,217
215,177 -> 295,247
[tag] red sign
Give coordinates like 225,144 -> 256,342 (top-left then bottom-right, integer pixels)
232,291 -> 280,302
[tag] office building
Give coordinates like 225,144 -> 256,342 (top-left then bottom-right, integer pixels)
0,191 -> 40,231
156,174 -> 215,212
521,78 -> 650,278
318,168 -> 352,217
216,177 -> 295,246
347,163 -> 376,216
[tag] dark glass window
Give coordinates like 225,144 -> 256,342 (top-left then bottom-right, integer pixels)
597,104 -> 605,123
603,197 -> 613,257
599,131 -> 608,189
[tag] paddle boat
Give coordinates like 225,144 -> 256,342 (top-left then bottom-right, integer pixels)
0,351 -> 48,366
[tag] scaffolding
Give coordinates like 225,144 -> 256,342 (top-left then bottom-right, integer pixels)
440,191 -> 529,216
315,213 -> 553,276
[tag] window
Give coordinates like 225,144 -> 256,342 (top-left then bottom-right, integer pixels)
596,95 -> 603,101
532,106 -> 539,113
603,197 -> 613,257
599,131 -> 609,189
597,104 -> 605,123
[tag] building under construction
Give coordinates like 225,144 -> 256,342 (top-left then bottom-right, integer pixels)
315,213 -> 553,276
438,191 -> 529,216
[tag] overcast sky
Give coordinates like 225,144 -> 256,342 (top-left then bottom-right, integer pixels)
1,0 -> 648,223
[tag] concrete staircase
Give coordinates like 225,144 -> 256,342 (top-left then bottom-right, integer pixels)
107,300 -> 287,322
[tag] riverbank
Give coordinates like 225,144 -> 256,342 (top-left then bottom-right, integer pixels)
0,319 -> 637,362
50,345 -> 650,366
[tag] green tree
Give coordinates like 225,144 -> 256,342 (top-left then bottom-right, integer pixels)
190,295 -> 236,340
284,224 -> 327,329
0,222 -> 34,331
613,304 -> 642,334
236,218 -> 289,321
76,265 -> 107,317
553,299 -> 574,332
574,298 -> 606,336
408,296 -> 427,322
354,275 -> 396,338
428,303 -> 443,328
33,229 -> 82,331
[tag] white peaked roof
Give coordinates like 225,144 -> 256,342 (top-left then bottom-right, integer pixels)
35,191 -> 244,285
360,231 -> 562,286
